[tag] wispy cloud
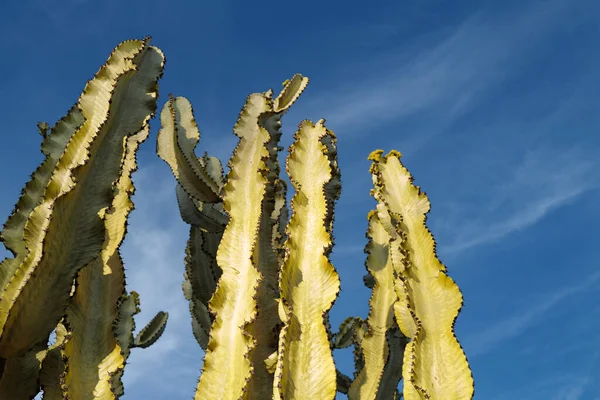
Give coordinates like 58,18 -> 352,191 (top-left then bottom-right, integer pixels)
463,270 -> 600,358
438,145 -> 600,255
552,378 -> 590,400
490,374 -> 579,400
552,345 -> 600,400
293,0 -> 572,143
492,340 -> 600,400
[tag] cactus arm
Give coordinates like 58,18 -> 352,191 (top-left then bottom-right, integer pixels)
0,110 -> 82,373
0,339 -> 48,399
191,305 -> 211,350
37,121 -> 50,137
187,225 -> 223,301
39,347 -> 67,400
188,230 -> 222,303
0,108 -> 83,262
193,92 -> 272,400
183,222 -> 223,351
348,211 -> 407,399
245,76 -> 307,399
331,316 -> 364,349
190,76 -> 306,399
99,124 -> 151,269
110,291 -> 140,397
0,38 -> 164,359
161,106 -> 226,350
62,124 -> 145,396
157,96 -> 221,203
336,370 -> 352,394
273,119 -> 341,400
369,150 -> 474,400
363,272 -> 376,289
176,152 -> 227,350
38,323 -> 70,400
272,74 -> 309,112
187,297 -> 212,350
176,184 -> 228,231
352,321 -> 367,380
158,100 -> 227,353
201,153 -> 225,189
133,311 -> 169,349
370,205 -> 411,400
61,254 -> 126,399
59,93 -> 160,399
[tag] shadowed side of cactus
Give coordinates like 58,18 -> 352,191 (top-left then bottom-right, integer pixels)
272,119 -> 342,400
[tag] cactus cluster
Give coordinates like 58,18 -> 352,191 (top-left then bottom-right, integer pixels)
0,38 -> 168,399
0,37 -> 474,399
159,72 -> 474,398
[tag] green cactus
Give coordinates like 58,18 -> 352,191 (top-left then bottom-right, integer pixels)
0,37 -> 168,399
159,75 -> 474,399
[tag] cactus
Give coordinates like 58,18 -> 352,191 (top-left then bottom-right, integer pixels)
159,75 -> 474,399
368,150 -> 474,399
344,209 -> 409,399
0,37 -> 168,399
1,37 -> 474,399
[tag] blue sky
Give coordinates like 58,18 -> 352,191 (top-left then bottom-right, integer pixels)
1,0 -> 600,399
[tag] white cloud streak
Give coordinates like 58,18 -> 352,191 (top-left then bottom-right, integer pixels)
553,379 -> 590,400
438,146 -> 600,255
293,0 -> 572,142
491,341 -> 600,400
463,270 -> 600,358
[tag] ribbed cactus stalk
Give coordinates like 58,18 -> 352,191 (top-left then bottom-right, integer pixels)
272,118 -> 342,399
368,150 -> 474,399
0,37 -> 169,399
158,76 -> 311,399
159,75 -> 474,399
